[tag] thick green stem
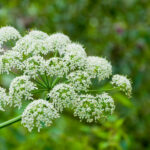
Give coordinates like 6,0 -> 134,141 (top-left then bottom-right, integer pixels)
0,115 -> 21,129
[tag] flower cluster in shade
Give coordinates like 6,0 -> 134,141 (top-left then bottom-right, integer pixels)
0,26 -> 132,132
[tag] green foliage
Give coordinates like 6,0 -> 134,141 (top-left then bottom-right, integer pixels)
0,0 -> 150,149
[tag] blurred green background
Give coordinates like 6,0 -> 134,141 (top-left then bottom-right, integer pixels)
0,0 -> 150,149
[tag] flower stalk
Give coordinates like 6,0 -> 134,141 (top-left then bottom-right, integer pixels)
0,115 -> 21,129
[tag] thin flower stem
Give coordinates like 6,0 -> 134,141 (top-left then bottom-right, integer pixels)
36,76 -> 47,88
39,74 -> 49,88
88,87 -> 119,93
54,51 -> 58,57
45,72 -> 50,89
51,77 -> 60,88
0,115 -> 21,129
34,79 -> 47,89
32,89 -> 48,94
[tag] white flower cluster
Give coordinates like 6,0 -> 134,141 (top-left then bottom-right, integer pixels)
13,35 -> 51,55
24,56 -> 46,79
85,56 -> 112,81
0,26 -> 132,132
0,50 -> 23,74
46,57 -> 68,78
111,74 -> 132,97
49,83 -> 77,112
0,26 -> 21,47
74,93 -> 115,122
28,30 -> 49,40
21,99 -> 59,132
64,43 -> 87,71
8,76 -> 37,108
46,33 -> 71,55
0,87 -> 8,111
67,71 -> 92,92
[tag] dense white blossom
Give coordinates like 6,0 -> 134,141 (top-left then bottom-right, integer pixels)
28,30 -> 49,40
95,93 -> 115,118
24,56 -> 46,79
13,35 -> 51,55
46,33 -> 71,55
21,99 -> 59,132
49,83 -> 77,112
0,26 -> 133,132
85,56 -> 112,81
0,87 -> 8,111
111,74 -> 132,97
46,57 -> 69,78
64,43 -> 87,71
65,43 -> 87,56
0,26 -> 21,47
74,93 -> 115,122
67,71 -> 92,92
8,76 -> 37,108
0,50 -> 23,74
73,94 -> 98,122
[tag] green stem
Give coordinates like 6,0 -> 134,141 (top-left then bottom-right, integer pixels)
88,87 -> 119,93
34,79 -> 47,89
0,115 -> 21,129
36,76 -> 47,88
54,51 -> 58,57
45,72 -> 50,89
51,77 -> 60,88
39,74 -> 49,88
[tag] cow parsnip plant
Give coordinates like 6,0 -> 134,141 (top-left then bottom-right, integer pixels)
0,26 -> 132,132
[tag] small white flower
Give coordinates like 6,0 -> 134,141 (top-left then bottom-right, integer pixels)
67,71 -> 92,92
49,83 -> 77,112
64,43 -> 87,71
46,57 -> 69,78
13,35 -> 51,55
8,75 -> 37,108
28,30 -> 49,40
0,26 -> 21,47
46,33 -> 71,55
0,87 -> 8,111
111,74 -> 132,97
95,93 -> 115,118
24,56 -> 46,79
21,99 -> 59,132
0,50 -> 23,74
85,56 -> 112,81
73,94 -> 98,122
74,93 -> 115,122
65,43 -> 87,56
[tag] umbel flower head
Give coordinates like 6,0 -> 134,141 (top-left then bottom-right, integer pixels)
64,43 -> 87,71
111,74 -> 132,97
49,83 -> 77,112
46,33 -> 71,55
0,50 -> 23,74
21,99 -> 59,132
67,70 -> 92,92
85,56 -> 112,81
73,93 -> 115,122
0,26 -> 132,132
8,75 -> 37,108
0,26 -> 21,47
28,30 -> 49,40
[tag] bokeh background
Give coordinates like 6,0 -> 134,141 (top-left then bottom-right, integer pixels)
0,0 -> 150,149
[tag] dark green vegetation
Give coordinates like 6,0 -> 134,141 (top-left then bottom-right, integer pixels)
0,0 -> 149,149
